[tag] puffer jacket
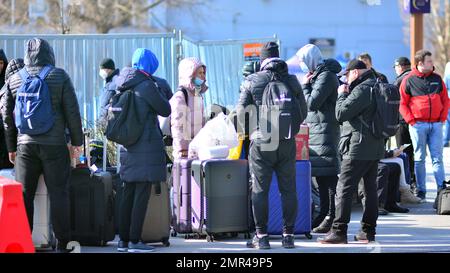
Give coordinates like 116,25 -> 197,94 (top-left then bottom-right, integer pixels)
99,68 -> 120,121
237,58 -> 308,141
170,57 -> 207,160
302,59 -> 342,176
0,38 -> 83,152
0,58 -> 24,101
336,70 -> 385,160
118,67 -> 171,183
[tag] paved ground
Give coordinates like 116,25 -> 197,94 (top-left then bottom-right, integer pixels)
62,147 -> 450,253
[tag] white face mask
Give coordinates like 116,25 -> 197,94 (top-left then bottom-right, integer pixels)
99,70 -> 108,80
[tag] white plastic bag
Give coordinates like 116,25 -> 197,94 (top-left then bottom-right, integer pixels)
189,112 -> 239,158
198,145 -> 230,160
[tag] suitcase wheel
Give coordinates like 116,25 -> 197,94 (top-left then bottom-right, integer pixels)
171,231 -> 177,237
162,238 -> 170,247
305,233 -> 313,240
206,235 -> 214,242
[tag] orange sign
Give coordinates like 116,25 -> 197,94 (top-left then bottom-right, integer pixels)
244,43 -> 264,61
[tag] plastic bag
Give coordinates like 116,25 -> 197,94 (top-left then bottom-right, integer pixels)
189,112 -> 239,158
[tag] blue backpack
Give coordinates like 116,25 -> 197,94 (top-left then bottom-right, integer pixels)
15,66 -> 55,135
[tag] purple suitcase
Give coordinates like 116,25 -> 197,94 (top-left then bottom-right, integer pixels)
171,159 -> 194,235
267,160 -> 312,239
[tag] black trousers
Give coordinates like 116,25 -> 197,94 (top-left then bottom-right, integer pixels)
376,162 -> 401,208
119,182 -> 152,244
332,159 -> 379,235
15,144 -> 71,245
313,175 -> 338,227
395,121 -> 415,182
249,139 -> 297,235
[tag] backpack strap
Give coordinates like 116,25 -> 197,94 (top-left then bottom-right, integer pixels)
177,87 -> 189,105
38,65 -> 53,80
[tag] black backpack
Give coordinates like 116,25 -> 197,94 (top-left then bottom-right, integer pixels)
105,77 -> 148,146
360,80 -> 400,139
260,72 -> 302,141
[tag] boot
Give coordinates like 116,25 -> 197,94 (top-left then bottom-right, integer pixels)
399,186 -> 421,204
312,216 -> 333,234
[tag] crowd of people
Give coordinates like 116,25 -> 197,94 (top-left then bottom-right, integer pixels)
0,38 -> 449,252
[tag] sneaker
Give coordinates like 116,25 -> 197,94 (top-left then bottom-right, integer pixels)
246,235 -> 271,249
317,232 -> 348,244
281,235 -> 295,249
354,231 -> 375,243
117,240 -> 129,252
128,241 -> 155,253
55,243 -> 75,253
416,191 -> 426,203
399,186 -> 421,204
385,204 -> 409,213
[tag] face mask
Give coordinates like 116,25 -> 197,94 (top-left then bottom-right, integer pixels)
193,77 -> 204,87
99,70 -> 108,80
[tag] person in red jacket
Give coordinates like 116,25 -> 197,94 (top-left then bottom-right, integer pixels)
399,50 -> 449,203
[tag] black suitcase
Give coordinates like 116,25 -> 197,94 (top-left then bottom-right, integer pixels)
69,133 -> 115,246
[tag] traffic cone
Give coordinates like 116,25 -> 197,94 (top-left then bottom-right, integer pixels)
0,177 -> 35,253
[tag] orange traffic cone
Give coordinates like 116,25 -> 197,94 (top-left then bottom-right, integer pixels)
0,177 -> 35,253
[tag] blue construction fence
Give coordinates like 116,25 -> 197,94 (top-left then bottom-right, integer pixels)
0,32 -> 277,125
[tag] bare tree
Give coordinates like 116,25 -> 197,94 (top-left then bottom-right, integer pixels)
398,0 -> 450,75
426,0 -> 450,75
43,0 -> 208,34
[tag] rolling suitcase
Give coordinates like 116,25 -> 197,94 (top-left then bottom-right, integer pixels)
191,159 -> 249,242
437,181 -> 450,215
0,169 -> 56,250
69,133 -> 115,246
171,159 -> 194,236
267,160 -> 312,239
141,164 -> 172,247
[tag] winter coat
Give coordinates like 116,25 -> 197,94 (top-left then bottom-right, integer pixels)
336,70 -> 385,161
170,57 -> 207,160
118,67 -> 171,183
0,38 -> 83,152
99,68 -> 120,121
237,58 -> 308,142
302,59 -> 342,176
399,68 -> 449,125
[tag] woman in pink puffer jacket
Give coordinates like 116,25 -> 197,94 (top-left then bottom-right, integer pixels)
170,57 -> 208,160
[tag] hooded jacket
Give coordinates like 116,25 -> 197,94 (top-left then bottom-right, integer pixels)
1,38 -> 83,151
0,49 -> 8,89
399,68 -> 449,125
170,57 -> 207,159
118,65 -> 171,182
237,58 -> 308,141
302,58 -> 342,176
336,70 -> 385,160
295,44 -> 323,73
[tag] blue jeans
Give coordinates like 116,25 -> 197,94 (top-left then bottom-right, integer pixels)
443,111 -> 450,146
409,122 -> 445,194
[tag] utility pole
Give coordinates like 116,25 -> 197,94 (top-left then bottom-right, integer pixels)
404,0 -> 431,65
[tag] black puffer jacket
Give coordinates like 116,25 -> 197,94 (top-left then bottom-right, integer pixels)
237,58 -> 308,140
1,38 -> 83,152
336,70 -> 385,160
302,59 -> 341,176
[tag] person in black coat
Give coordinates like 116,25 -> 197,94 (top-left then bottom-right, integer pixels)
116,48 -> 171,253
358,53 -> 388,83
297,44 -> 342,233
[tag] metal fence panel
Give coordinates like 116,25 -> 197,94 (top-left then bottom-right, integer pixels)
182,37 -> 276,114
0,33 -> 176,125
